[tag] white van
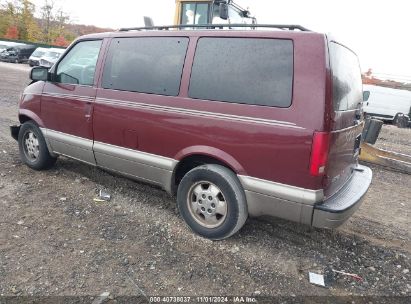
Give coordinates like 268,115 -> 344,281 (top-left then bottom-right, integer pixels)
39,48 -> 65,68
363,85 -> 411,121
28,47 -> 48,67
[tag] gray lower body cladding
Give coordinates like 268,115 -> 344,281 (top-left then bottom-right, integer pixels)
12,126 -> 372,229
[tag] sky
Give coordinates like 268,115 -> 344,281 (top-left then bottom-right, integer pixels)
32,0 -> 411,80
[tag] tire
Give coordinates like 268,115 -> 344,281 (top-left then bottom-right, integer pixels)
18,121 -> 57,170
393,113 -> 400,124
177,164 -> 248,240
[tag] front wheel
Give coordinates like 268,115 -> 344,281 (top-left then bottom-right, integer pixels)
18,121 -> 57,170
177,164 -> 248,240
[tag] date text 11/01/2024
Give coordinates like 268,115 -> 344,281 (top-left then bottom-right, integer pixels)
149,296 -> 257,303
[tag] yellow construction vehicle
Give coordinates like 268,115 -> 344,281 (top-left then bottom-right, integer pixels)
174,0 -> 256,26
360,142 -> 411,174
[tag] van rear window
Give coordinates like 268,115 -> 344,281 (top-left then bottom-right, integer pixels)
102,37 -> 189,96
329,42 -> 363,111
189,38 -> 293,107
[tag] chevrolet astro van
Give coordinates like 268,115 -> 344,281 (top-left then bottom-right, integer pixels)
10,24 -> 372,240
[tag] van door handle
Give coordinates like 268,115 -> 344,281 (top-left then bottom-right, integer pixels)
84,102 -> 92,121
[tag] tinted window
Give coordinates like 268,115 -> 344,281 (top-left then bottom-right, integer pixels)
189,38 -> 293,107
102,37 -> 189,96
56,40 -> 101,86
329,42 -> 362,111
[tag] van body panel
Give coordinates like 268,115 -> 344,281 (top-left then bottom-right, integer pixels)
91,32 -> 328,190
325,123 -> 363,198
93,140 -> 176,191
40,83 -> 96,164
93,89 -> 317,189
323,40 -> 364,199
13,28 -> 372,230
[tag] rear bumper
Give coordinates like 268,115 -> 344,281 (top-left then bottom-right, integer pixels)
312,165 -> 372,228
10,125 -> 20,141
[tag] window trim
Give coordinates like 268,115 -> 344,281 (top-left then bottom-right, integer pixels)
187,37 -> 295,108
51,38 -> 103,87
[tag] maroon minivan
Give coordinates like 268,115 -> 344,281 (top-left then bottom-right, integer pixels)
11,24 -> 372,240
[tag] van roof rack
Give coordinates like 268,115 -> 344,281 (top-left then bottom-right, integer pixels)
118,24 -> 311,32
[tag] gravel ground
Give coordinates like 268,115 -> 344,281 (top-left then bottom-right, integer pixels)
0,62 -> 410,301
375,125 -> 411,155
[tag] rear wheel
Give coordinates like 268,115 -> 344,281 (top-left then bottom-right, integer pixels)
177,164 -> 248,240
393,113 -> 409,128
18,121 -> 57,170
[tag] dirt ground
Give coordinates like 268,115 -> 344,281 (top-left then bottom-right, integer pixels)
376,124 -> 411,155
0,62 -> 410,301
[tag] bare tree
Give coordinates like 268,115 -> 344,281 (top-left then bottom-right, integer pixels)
40,0 -> 54,43
38,0 -> 70,44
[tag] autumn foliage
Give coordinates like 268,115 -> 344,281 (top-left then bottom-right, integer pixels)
0,0 -> 111,47
4,25 -> 18,39
54,35 -> 69,47
362,69 -> 411,91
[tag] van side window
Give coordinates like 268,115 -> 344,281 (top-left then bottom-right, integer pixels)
56,40 -> 102,86
102,37 -> 189,96
329,42 -> 363,111
189,38 -> 293,107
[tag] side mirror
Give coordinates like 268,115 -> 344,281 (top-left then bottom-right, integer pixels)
219,3 -> 228,20
363,90 -> 370,102
30,66 -> 48,81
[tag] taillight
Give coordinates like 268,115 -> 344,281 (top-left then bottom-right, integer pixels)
309,131 -> 330,176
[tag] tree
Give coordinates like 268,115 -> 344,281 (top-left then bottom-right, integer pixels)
0,1 -> 18,38
38,0 -> 72,44
54,35 -> 68,46
4,25 -> 18,39
0,0 -> 87,46
16,0 -> 40,41
0,0 -> 39,41
39,0 -> 54,43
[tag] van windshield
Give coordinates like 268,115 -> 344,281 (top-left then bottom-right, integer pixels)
329,42 -> 363,111
45,51 -> 61,59
32,49 -> 46,57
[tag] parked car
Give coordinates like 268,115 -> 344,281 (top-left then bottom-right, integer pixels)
39,48 -> 65,68
28,47 -> 49,67
0,47 -> 17,62
363,84 -> 411,123
0,40 -> 23,53
0,44 -> 8,53
0,44 -> 36,63
10,25 -> 372,240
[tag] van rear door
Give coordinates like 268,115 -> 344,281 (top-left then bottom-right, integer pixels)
323,41 -> 364,198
